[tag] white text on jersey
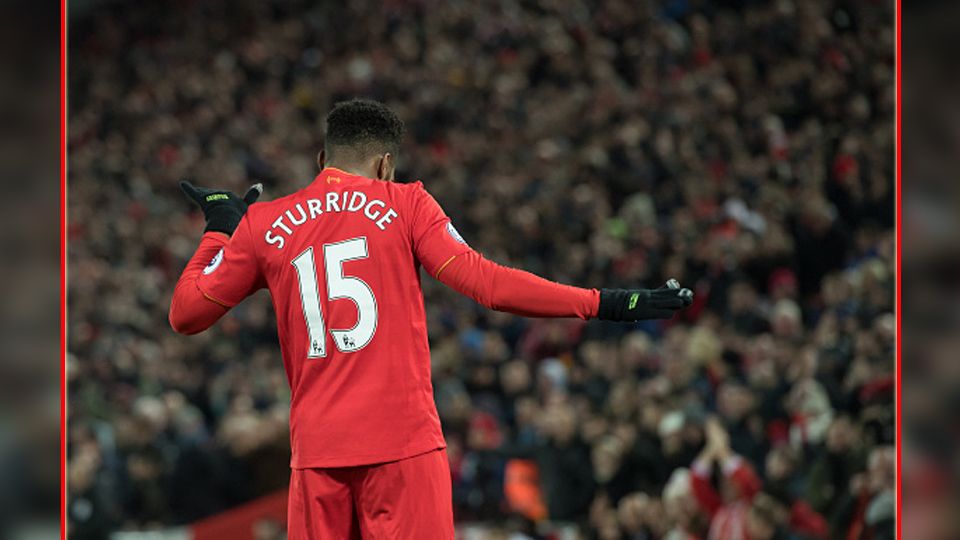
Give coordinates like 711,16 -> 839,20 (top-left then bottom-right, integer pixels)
265,191 -> 399,249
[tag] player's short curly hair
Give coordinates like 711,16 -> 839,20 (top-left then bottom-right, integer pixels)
324,98 -> 405,160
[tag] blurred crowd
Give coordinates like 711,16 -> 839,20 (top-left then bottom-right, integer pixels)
67,0 -> 894,538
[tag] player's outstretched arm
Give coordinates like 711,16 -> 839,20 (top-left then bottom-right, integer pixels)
169,182 -> 262,335
436,249 -> 693,321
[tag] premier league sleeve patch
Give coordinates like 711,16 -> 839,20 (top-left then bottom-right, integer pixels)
446,222 -> 467,245
203,248 -> 225,275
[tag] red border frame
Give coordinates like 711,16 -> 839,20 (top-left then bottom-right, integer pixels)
60,0 -> 68,537
894,0 -> 902,537
58,0 -> 903,538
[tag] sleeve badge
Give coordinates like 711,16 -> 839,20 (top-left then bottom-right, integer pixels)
203,248 -> 225,275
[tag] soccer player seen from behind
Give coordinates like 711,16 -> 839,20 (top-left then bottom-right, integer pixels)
169,99 -> 693,539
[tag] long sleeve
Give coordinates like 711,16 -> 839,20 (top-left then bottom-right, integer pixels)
436,250 -> 599,319
789,500 -> 829,540
169,232 -> 231,334
690,456 -> 723,517
720,455 -> 762,501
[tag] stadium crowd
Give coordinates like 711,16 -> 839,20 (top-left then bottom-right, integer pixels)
68,0 -> 894,538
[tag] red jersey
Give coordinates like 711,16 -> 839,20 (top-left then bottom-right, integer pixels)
171,167 -> 599,469
195,168 -> 472,468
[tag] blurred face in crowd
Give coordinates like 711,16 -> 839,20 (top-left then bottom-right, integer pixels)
446,390 -> 473,424
581,412 -> 609,444
127,453 -> 161,483
786,379 -> 831,418
662,353 -> 693,389
747,508 -> 777,540
661,430 -> 684,457
718,382 -> 755,422
596,517 -> 621,540
771,300 -> 803,339
746,495 -> 785,540
612,422 -> 638,450
592,435 -> 626,482
619,332 -> 652,372
661,327 -> 690,366
728,281 -> 759,316
514,396 -> 539,428
765,447 -> 795,482
747,356 -> 778,389
868,447 -> 895,492
663,488 -> 698,531
500,359 -> 531,395
682,421 -> 705,450
581,341 -> 613,377
219,413 -> 267,457
639,400 -> 663,434
544,403 -> 577,444
68,441 -> 101,493
608,380 -> 637,421
659,412 -> 685,456
826,416 -> 856,453
617,493 -> 646,534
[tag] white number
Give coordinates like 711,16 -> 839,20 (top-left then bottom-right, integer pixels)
292,237 -> 378,357
323,238 -> 378,352
292,247 -> 327,357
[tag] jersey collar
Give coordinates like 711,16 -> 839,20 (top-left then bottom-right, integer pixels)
311,167 -> 362,186
313,167 -> 358,186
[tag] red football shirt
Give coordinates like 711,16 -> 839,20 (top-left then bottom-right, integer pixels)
196,168 -> 471,468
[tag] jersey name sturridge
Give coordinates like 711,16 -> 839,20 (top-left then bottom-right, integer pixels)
264,190 -> 399,249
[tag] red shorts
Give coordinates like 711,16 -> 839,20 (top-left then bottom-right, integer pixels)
287,448 -> 454,540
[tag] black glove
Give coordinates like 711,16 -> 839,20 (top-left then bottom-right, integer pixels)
180,181 -> 263,235
598,279 -> 694,321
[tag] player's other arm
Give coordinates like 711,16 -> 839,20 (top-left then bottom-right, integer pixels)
437,250 -> 597,318
169,232 -> 232,334
409,182 -> 691,321
436,250 -> 692,321
169,182 -> 263,335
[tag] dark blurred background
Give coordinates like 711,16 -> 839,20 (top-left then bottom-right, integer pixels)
0,1 -> 60,539
67,0 -> 894,538
902,1 -> 960,539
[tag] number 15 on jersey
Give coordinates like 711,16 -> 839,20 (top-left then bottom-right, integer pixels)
291,237 -> 378,357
